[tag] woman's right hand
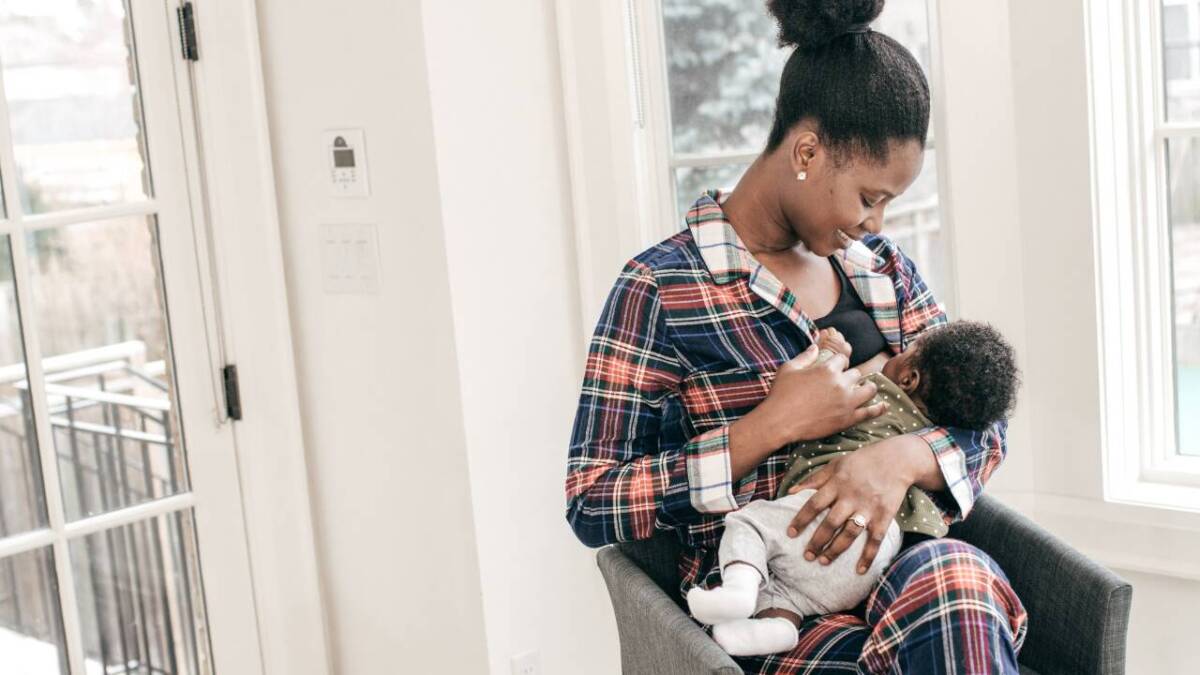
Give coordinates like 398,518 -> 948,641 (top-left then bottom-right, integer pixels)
762,344 -> 886,444
727,344 -> 887,479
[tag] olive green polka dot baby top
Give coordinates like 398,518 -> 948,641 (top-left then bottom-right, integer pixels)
775,371 -> 949,538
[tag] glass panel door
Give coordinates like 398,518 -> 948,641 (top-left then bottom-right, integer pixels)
0,2 -> 260,673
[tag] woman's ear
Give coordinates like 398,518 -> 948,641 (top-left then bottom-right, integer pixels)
789,129 -> 819,179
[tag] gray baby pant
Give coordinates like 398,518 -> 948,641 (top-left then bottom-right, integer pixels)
718,489 -> 903,618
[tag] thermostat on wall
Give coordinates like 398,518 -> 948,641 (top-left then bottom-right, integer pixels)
323,128 -> 370,197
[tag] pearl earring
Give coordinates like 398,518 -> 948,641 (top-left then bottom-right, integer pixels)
796,170 -> 807,181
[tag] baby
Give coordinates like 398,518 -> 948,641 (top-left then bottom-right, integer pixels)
686,320 -> 1019,656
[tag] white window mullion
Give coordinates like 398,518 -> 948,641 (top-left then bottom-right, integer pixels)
61,492 -> 195,541
629,0 -> 677,241
0,527 -> 56,560
670,151 -> 761,169
18,200 -> 161,233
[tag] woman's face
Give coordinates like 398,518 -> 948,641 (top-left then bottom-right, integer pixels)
777,130 -> 925,257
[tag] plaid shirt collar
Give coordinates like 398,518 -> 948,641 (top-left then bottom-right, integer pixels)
685,190 -> 902,352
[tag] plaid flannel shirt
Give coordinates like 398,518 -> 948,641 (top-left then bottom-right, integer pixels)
565,191 -> 1008,591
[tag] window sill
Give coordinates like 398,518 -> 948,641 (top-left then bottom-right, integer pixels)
993,488 -> 1200,582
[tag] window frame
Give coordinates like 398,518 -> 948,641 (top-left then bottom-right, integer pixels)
165,1 -> 333,672
1089,0 -> 1200,505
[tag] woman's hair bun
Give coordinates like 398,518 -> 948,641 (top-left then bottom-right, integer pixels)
766,0 -> 886,51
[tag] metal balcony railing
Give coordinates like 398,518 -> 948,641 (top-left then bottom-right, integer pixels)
0,340 -> 190,675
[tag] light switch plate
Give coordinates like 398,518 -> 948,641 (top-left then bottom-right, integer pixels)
320,224 -> 379,294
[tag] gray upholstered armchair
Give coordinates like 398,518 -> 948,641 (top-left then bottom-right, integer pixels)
596,495 -> 1132,675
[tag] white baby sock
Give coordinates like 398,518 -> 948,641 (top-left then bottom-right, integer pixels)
686,563 -> 761,625
711,617 -> 800,657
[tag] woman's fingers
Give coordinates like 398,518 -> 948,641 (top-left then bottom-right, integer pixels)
856,523 -> 890,575
849,401 -> 888,426
786,487 -> 835,539
850,379 -> 878,404
786,343 -> 821,370
804,502 -> 854,562
815,512 -> 866,564
787,466 -> 830,495
820,352 -> 849,374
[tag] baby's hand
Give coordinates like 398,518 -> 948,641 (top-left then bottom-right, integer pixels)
817,328 -> 852,362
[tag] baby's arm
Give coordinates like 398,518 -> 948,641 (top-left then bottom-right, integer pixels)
815,327 -> 852,364
817,326 -> 892,376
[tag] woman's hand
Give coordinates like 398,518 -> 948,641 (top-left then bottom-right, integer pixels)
726,343 -> 886,481
784,436 -> 928,574
759,344 -> 886,443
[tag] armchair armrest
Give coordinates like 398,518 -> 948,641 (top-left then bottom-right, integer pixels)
949,495 -> 1133,675
597,545 -> 743,675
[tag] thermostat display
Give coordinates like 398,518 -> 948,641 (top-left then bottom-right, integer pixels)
333,148 -> 355,168
323,129 -> 369,197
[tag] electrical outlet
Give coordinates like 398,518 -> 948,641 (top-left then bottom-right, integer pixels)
510,650 -> 540,675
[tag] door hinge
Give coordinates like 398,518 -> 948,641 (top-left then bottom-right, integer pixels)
222,364 -> 242,421
177,2 -> 199,61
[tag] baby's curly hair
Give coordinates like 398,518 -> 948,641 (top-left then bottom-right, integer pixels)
913,321 -> 1019,430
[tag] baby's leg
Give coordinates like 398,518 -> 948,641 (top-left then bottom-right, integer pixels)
686,509 -> 770,625
711,613 -> 800,657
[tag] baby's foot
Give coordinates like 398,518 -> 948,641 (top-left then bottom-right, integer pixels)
686,564 -> 760,625
712,617 -> 800,656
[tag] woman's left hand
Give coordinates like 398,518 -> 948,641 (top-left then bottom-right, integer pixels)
785,436 -> 921,574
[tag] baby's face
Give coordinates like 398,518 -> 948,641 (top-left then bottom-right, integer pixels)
880,345 -> 917,384
879,338 -> 928,412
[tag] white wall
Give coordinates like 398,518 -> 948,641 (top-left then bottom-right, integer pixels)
1006,0 -> 1104,504
420,1 -> 620,673
254,2 -> 490,672
933,0 -> 1034,497
1122,571 -> 1200,673
254,0 -> 620,672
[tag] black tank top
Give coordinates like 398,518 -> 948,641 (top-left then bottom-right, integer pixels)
813,257 -> 888,367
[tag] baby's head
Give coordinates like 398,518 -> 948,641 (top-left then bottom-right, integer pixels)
881,321 -> 1019,430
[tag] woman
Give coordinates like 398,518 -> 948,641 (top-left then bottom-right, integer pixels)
565,0 -> 1026,672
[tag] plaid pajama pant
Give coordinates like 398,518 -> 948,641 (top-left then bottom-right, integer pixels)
727,538 -> 1027,674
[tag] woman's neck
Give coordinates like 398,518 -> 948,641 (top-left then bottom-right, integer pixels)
722,156 -> 804,257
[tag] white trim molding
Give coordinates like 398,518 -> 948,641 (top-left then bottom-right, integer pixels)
180,1 -> 332,673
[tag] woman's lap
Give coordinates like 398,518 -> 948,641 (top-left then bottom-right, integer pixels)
732,538 -> 1027,675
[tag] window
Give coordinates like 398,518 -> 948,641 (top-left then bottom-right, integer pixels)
644,0 -> 952,300
0,2 -> 267,672
1090,0 -> 1200,497
1164,0 -> 1200,457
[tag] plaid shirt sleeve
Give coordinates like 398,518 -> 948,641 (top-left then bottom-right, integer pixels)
565,261 -> 745,548
887,242 -> 1009,523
